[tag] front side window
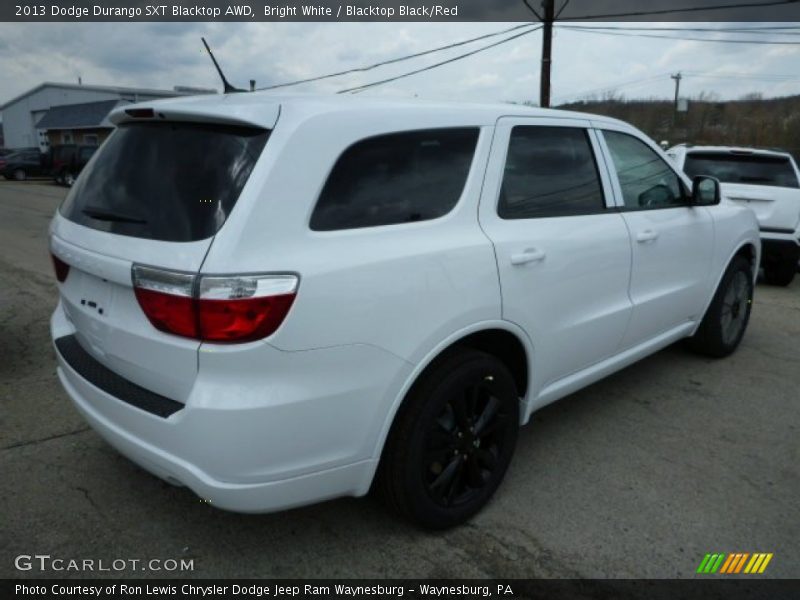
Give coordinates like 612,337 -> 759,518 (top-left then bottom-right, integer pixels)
310,128 -> 479,231
604,131 -> 686,210
498,126 -> 605,219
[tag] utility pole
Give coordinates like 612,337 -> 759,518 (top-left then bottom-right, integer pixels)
539,0 -> 555,108
670,72 -> 682,127
671,72 -> 682,111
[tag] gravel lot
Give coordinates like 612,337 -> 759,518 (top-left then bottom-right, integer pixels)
1,181 -> 798,579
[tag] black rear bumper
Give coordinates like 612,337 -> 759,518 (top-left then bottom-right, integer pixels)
55,335 -> 184,418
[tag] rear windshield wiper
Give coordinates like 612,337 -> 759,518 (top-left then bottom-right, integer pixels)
82,206 -> 147,224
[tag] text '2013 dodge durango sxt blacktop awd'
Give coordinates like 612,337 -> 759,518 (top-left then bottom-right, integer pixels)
49,94 -> 759,528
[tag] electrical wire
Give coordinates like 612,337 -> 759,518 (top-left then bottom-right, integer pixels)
255,23 -> 537,91
559,26 -> 800,44
521,0 -> 543,21
684,71 -> 800,82
558,0 -> 799,21
560,25 -> 800,35
555,73 -> 673,103
555,0 -> 572,19
337,27 -> 542,94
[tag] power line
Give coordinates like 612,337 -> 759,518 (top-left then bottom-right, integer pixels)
684,71 -> 800,82
556,73 -> 673,103
521,0 -> 542,21
559,26 -> 800,45
255,23 -> 536,91
337,27 -> 542,95
558,0 -> 799,21
561,25 -> 800,35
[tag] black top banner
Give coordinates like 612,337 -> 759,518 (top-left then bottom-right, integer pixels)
4,0 -> 800,22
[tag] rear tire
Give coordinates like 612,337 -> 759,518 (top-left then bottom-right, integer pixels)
64,172 -> 75,187
763,259 -> 795,286
686,256 -> 753,358
378,348 -> 519,529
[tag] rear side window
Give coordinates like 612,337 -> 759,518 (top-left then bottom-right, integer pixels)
498,126 -> 605,219
310,128 -> 479,231
684,153 -> 799,188
60,122 -> 269,242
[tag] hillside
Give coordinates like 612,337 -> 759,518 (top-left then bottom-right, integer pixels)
558,94 -> 800,159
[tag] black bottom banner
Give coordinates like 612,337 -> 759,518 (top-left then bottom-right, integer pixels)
5,579 -> 800,600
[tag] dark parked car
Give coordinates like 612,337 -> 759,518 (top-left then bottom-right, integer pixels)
52,144 -> 98,186
1,150 -> 49,181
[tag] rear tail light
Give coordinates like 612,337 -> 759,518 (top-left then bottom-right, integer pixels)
132,266 -> 197,338
51,252 -> 70,283
132,265 -> 298,343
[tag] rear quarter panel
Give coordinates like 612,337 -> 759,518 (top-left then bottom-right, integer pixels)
201,108 -> 502,364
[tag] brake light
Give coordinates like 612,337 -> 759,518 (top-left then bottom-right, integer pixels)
132,266 -> 298,343
51,253 -> 70,283
125,108 -> 155,119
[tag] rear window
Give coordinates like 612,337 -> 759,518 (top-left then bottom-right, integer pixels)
310,128 -> 479,231
53,145 -> 77,161
684,152 -> 799,188
78,146 -> 96,161
60,122 -> 269,242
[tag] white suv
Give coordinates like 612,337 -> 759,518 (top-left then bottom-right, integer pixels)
668,145 -> 800,286
50,95 -> 759,528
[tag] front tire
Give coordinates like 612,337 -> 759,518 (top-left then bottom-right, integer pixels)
687,256 -> 753,358
378,348 -> 520,529
12,169 -> 26,181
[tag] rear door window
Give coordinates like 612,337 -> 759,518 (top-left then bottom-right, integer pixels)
310,128 -> 479,231
60,122 -> 269,242
684,153 -> 799,188
498,126 -> 605,219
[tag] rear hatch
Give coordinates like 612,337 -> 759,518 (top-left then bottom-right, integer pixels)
51,112 -> 272,402
683,151 -> 800,232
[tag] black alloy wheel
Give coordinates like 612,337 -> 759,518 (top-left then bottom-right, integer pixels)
379,348 -> 520,529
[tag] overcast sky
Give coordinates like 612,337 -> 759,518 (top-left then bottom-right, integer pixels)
1,22 -> 799,107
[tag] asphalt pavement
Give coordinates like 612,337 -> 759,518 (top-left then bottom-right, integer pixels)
1,181 -> 797,579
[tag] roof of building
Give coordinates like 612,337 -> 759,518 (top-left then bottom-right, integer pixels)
36,99 -> 123,130
0,82 -> 214,111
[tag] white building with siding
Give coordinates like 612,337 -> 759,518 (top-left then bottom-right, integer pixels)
0,82 -> 214,151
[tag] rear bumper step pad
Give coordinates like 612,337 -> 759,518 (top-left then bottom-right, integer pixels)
55,335 -> 184,418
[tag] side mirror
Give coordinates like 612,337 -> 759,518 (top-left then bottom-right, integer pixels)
691,175 -> 721,206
